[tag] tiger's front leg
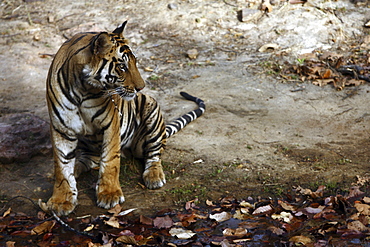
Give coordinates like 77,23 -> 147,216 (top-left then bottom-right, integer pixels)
96,115 -> 125,209
47,128 -> 78,216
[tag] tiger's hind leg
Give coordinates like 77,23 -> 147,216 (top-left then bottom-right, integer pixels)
130,94 -> 167,189
74,137 -> 102,178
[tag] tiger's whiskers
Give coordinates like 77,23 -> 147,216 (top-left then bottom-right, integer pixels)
110,95 -> 123,117
104,87 -> 123,117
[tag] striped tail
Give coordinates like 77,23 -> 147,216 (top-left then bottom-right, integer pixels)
165,92 -> 205,138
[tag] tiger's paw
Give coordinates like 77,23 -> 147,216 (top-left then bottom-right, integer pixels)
143,161 -> 166,189
47,196 -> 77,216
96,186 -> 125,209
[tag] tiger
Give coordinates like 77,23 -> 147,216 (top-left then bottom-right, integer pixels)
45,21 -> 205,216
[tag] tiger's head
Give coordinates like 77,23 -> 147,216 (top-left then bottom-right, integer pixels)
82,21 -> 145,101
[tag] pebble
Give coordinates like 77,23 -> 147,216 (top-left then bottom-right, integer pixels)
238,8 -> 262,22
48,15 -> 55,23
187,49 -> 199,59
168,3 -> 178,10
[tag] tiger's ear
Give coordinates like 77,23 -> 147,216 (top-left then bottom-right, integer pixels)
93,32 -> 112,56
112,21 -> 128,36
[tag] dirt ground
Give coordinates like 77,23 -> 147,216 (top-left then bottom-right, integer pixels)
0,0 -> 370,217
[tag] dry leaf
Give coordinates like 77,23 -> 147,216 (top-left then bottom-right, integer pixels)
271,211 -> 293,223
31,221 -> 55,235
278,200 -> 296,211
355,203 -> 370,216
140,215 -> 153,225
206,199 -> 214,206
321,69 -> 332,79
347,220 -> 368,231
233,209 -> 249,220
144,67 -> 154,72
294,186 -> 312,195
118,208 -> 137,216
185,200 -> 197,210
268,226 -> 285,235
153,215 -> 173,229
108,204 -> 122,215
363,197 -> 370,204
169,227 -> 196,239
240,201 -> 254,208
233,238 -> 252,243
301,206 -> 323,215
355,175 -> 370,186
252,205 -> 273,215
218,239 -> 233,247
346,79 -> 364,87
84,224 -> 95,232
3,207 -> 11,217
37,211 -> 47,220
6,241 -> 15,247
222,227 -> 248,237
209,211 -> 232,222
347,186 -> 365,199
104,216 -> 120,228
38,199 -> 49,213
179,213 -> 197,227
116,235 -> 137,244
240,207 -> 250,214
289,235 -> 312,245
313,79 -> 335,87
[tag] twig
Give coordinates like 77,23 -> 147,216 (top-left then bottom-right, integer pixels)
342,87 -> 360,100
38,53 -> 55,58
222,0 -> 238,7
0,33 -> 21,38
253,140 -> 280,144
51,211 -> 95,239
335,107 -> 353,116
0,195 -> 40,214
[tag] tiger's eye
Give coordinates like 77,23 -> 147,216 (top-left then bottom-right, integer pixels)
118,63 -> 127,71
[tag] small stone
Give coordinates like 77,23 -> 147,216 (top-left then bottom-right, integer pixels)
270,0 -> 281,5
187,49 -> 198,59
258,43 -> 279,52
48,15 -> 55,23
238,8 -> 262,22
365,20 -> 370,28
167,3 -> 178,10
33,32 -> 41,41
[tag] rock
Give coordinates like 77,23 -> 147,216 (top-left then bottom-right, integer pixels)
365,20 -> 370,28
187,49 -> 199,59
0,113 -> 51,164
167,3 -> 178,10
237,8 -> 262,22
258,43 -> 279,52
48,15 -> 55,23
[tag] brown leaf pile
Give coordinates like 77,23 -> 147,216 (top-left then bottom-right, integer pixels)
1,184 -> 370,246
281,48 -> 370,90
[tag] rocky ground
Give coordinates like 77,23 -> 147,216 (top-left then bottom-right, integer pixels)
0,0 -> 369,218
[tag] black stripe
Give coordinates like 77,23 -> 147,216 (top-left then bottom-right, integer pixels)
52,126 -> 77,142
91,102 -> 108,122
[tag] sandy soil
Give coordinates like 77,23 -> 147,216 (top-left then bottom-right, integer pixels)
0,0 -> 369,216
